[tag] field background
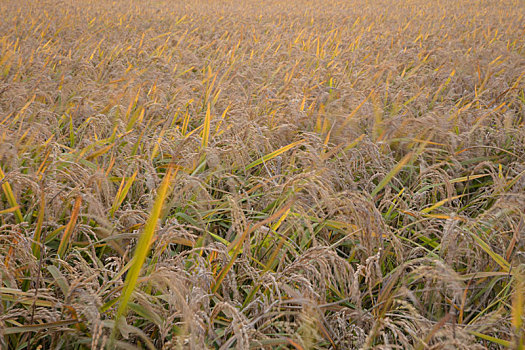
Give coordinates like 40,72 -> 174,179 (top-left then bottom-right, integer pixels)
1,0 -> 524,348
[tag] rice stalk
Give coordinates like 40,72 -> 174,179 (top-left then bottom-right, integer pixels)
111,165 -> 176,341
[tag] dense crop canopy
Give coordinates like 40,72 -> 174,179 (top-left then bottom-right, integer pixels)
0,0 -> 524,348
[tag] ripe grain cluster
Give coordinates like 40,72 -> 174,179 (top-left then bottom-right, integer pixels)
1,0 -> 524,348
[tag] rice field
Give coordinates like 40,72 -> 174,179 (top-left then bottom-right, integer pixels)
1,0 -> 524,348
